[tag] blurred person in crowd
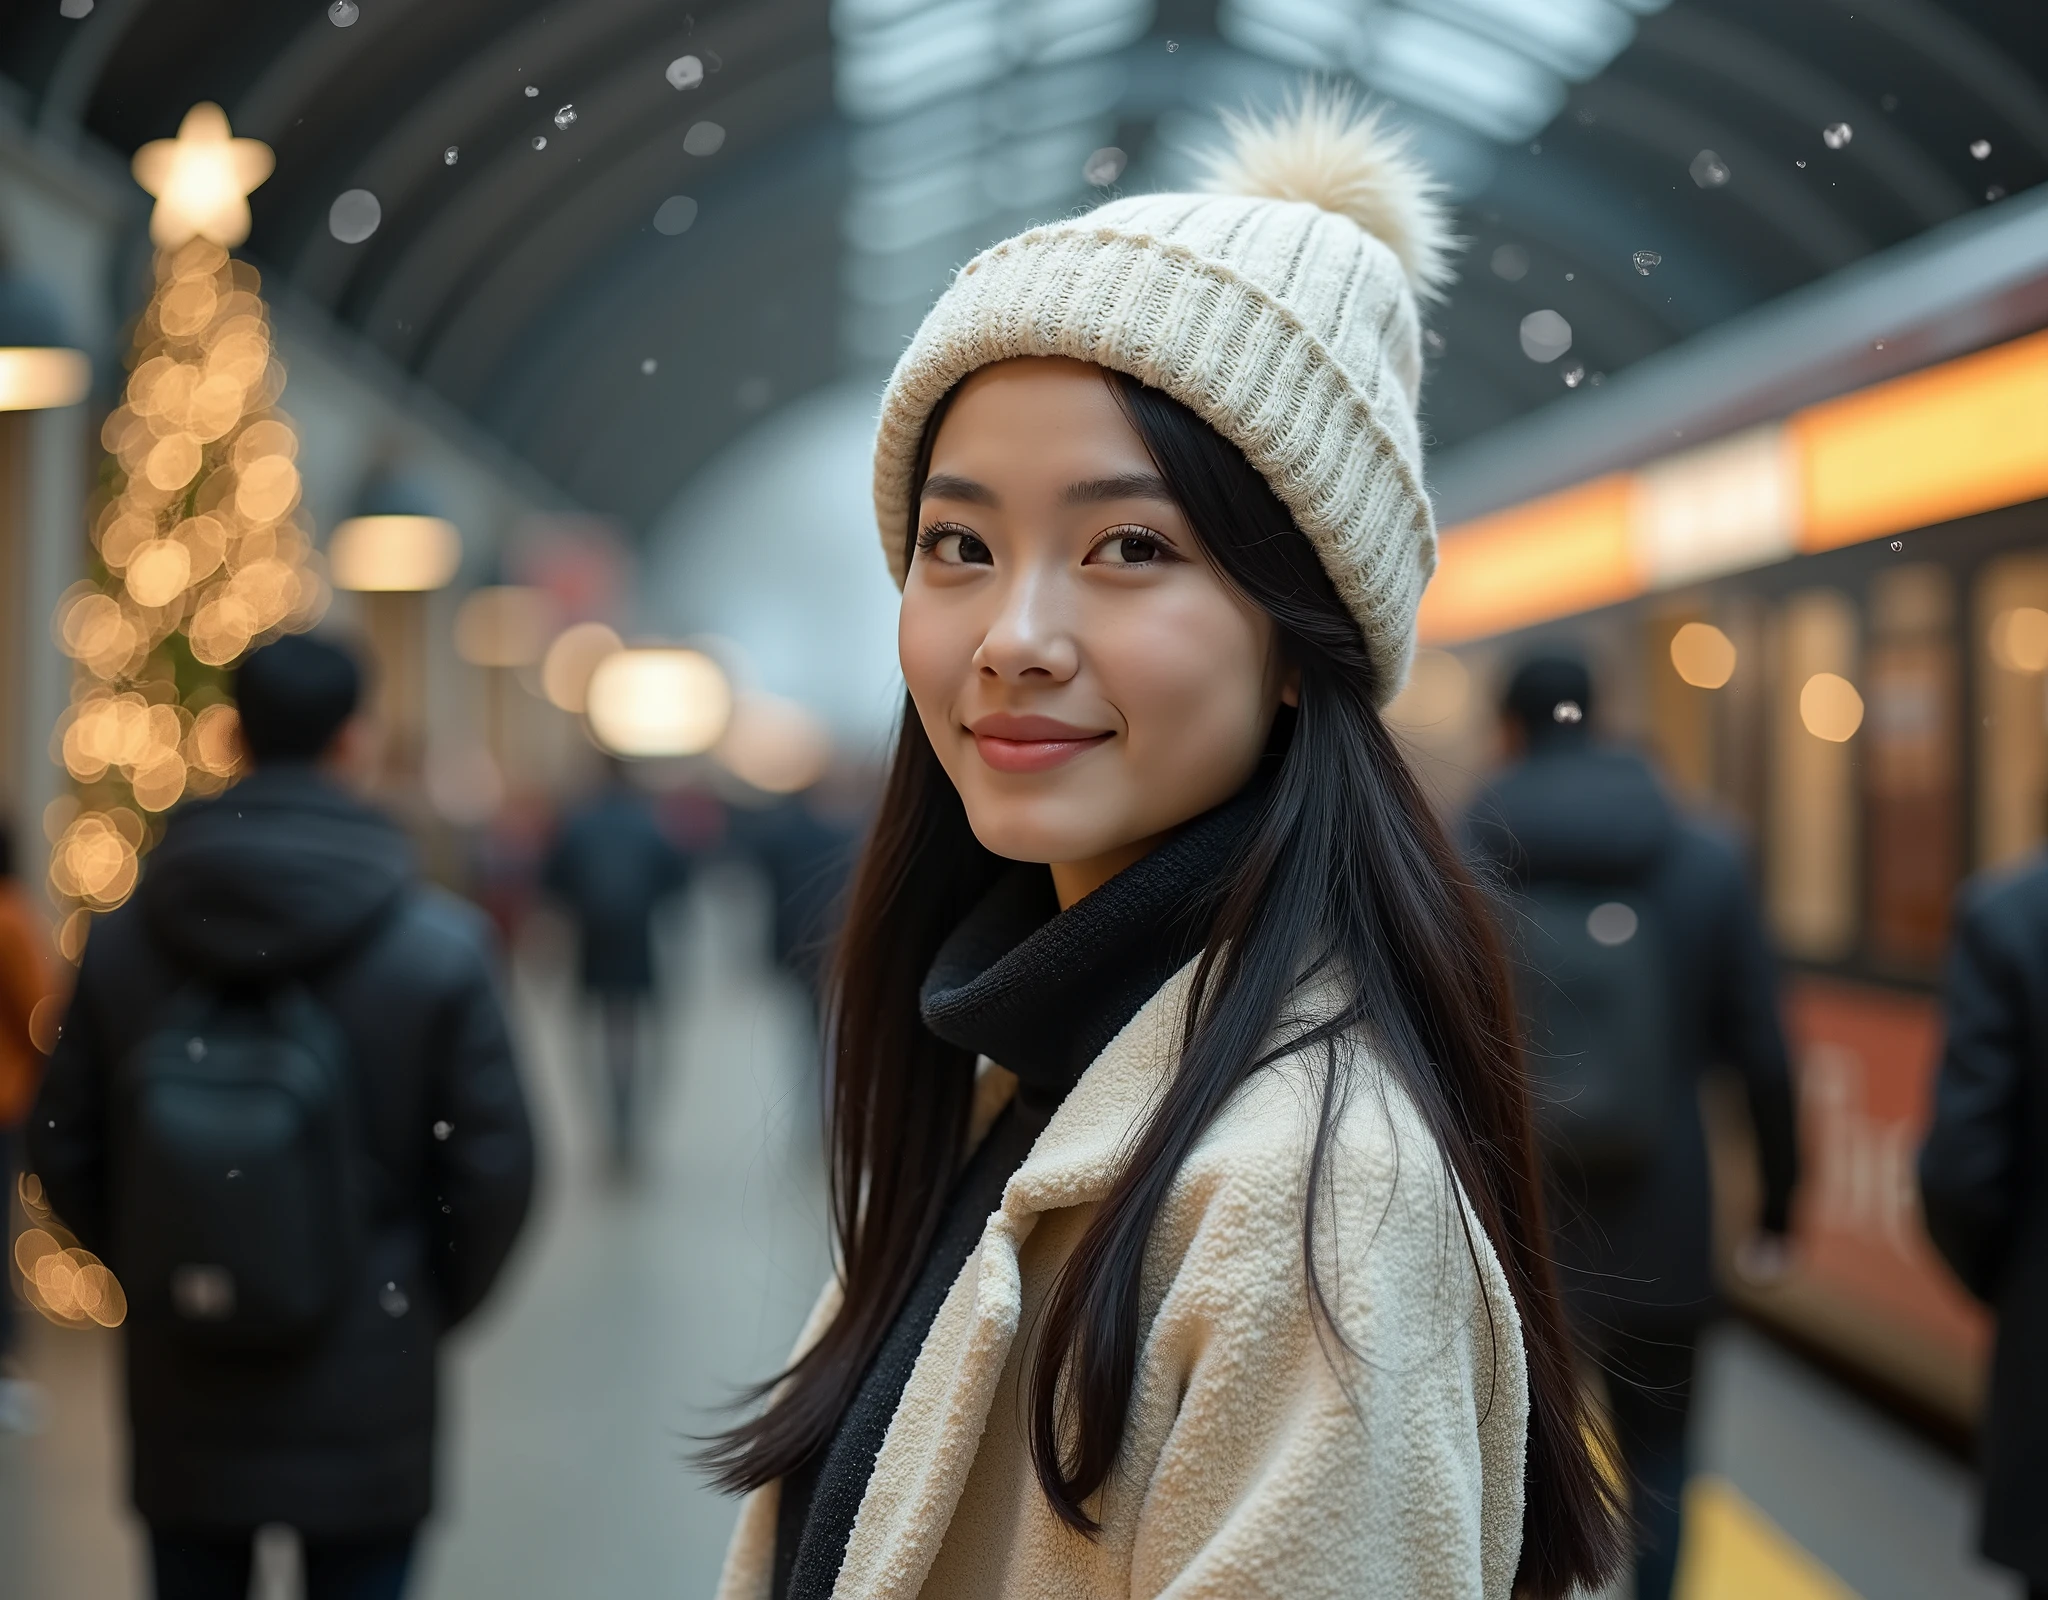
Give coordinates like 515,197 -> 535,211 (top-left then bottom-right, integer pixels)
706,96 -> 1627,1600
542,759 -> 691,1172
0,819 -> 57,1433
1920,862 -> 2048,1600
726,787 -> 860,1011
29,634 -> 535,1600
1465,652 -> 1799,1600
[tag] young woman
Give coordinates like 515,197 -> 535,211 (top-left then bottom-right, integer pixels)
707,92 -> 1625,1600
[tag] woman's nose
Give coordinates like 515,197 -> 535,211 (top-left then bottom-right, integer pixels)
972,566 -> 1079,683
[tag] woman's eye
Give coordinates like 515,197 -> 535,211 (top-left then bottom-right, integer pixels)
1089,529 -> 1169,566
919,526 -> 992,565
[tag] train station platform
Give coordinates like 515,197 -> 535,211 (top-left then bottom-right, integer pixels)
0,867 -> 2021,1600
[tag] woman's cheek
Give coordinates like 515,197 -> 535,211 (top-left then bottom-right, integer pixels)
1104,598 -> 1268,788
898,590 -> 964,729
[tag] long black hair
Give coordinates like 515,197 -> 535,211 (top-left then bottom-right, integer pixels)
705,368 -> 1626,1596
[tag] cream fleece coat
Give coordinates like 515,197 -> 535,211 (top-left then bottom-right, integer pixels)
716,961 -> 1529,1600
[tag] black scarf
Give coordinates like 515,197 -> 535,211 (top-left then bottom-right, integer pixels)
772,781 -> 1264,1600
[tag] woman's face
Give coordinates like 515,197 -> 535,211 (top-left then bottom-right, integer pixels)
899,357 -> 1291,905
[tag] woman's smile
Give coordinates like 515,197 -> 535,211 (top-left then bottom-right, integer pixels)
967,713 -> 1113,773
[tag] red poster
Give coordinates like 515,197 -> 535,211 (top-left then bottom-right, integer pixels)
1785,978 -> 1991,1367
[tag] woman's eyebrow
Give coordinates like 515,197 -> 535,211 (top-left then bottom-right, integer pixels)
1061,472 -> 1175,506
920,473 -> 997,505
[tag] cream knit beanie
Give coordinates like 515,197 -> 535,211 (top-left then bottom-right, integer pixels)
871,88 -> 1456,703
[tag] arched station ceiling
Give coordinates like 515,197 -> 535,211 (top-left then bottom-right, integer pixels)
2,0 -> 2043,535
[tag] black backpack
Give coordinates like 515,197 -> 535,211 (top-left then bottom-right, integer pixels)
113,982 -> 368,1349
1507,880 -> 1675,1180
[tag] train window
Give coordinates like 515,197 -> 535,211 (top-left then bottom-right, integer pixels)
1975,552 -> 2048,870
1864,564 -> 1959,973
1768,588 -> 1860,961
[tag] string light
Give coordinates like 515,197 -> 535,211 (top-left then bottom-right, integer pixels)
51,119 -> 327,935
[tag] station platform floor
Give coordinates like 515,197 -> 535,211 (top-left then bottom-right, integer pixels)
0,864 -> 2026,1599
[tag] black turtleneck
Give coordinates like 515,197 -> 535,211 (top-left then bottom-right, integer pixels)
771,785 -> 1263,1600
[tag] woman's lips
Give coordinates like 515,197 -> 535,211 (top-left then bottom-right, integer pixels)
968,715 -> 1113,774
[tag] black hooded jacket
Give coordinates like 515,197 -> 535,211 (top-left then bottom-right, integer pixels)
29,766 -> 535,1535
1919,857 -> 2048,1580
1465,738 -> 1798,1332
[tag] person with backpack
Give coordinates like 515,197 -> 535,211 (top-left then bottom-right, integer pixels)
29,633 -> 535,1600
1464,652 -> 1799,1600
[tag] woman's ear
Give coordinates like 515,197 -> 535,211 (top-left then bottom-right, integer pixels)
1281,663 -> 1301,708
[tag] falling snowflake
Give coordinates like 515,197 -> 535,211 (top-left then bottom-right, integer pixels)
1689,150 -> 1730,188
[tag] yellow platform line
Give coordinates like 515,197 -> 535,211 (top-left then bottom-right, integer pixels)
1675,1475 -> 1861,1600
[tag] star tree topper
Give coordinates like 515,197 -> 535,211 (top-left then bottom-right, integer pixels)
131,102 -> 274,249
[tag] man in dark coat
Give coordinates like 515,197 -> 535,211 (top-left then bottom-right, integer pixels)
1921,861 -> 2048,1599
1464,654 -> 1798,1600
30,634 -> 535,1600
542,763 -> 690,1170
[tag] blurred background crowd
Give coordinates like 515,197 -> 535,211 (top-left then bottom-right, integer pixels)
0,0 -> 2043,1597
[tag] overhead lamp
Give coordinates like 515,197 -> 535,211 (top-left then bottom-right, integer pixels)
329,516 -> 460,592
585,647 -> 732,758
329,473 -> 461,593
0,273 -> 89,412
131,103 -> 274,250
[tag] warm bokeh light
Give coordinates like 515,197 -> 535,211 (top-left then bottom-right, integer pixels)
0,347 -> 91,411
1383,647 -> 1471,731
49,811 -> 142,907
539,622 -> 623,713
12,1209 -> 126,1330
1989,606 -> 2048,674
130,102 -> 274,249
124,538 -> 193,607
454,585 -> 554,668
1670,621 -> 1738,689
585,647 -> 732,758
328,514 -> 462,592
186,702 -> 245,779
57,909 -> 92,965
715,694 -> 833,793
1799,672 -> 1865,742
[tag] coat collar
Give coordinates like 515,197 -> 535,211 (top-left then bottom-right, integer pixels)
826,959 -> 1204,1598
997,956 -> 1199,1219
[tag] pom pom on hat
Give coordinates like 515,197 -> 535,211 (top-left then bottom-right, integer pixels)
1200,86 -> 1458,302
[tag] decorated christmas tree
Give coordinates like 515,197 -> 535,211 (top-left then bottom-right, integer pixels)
46,105 -> 326,964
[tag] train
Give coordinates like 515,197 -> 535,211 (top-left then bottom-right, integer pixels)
1392,325 -> 2048,1430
